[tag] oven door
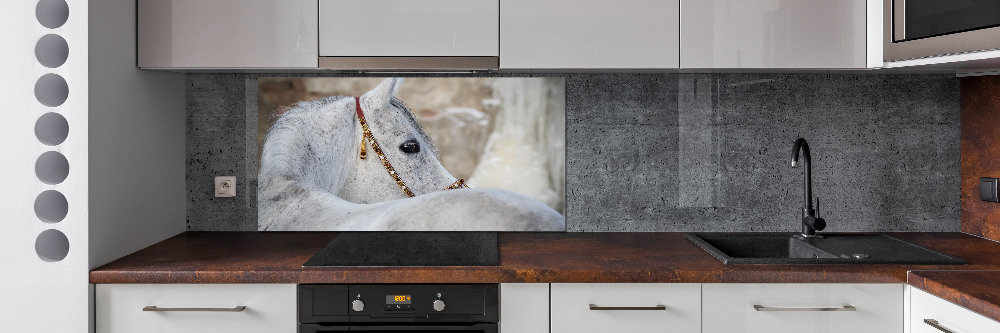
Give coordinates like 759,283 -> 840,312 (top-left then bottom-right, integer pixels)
885,0 -> 1000,61
300,323 -> 498,333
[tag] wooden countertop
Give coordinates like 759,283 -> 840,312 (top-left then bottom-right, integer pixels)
91,232 -> 1000,284
908,270 -> 1000,323
90,232 -> 1000,322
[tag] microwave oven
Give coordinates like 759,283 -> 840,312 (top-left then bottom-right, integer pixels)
884,0 -> 1000,62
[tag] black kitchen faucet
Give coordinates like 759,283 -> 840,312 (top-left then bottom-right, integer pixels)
791,138 -> 826,238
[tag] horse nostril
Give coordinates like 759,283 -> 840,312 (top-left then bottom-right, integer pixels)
400,140 -> 420,154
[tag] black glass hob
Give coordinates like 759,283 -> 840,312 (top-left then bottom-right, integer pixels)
303,232 -> 499,267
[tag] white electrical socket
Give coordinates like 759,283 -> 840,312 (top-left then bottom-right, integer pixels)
215,176 -> 236,197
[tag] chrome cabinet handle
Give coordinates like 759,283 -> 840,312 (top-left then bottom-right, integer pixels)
753,305 -> 856,312
143,306 -> 246,312
924,319 -> 955,333
589,304 -> 666,311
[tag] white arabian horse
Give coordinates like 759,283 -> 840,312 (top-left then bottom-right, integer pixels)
258,78 -> 566,231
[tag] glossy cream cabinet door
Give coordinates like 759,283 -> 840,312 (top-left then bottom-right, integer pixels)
96,284 -> 297,333
681,0 -> 870,68
501,0 -> 680,69
702,283 -> 903,333
911,287 -> 1000,333
551,283 -> 701,333
319,0 -> 499,57
138,0 -> 318,69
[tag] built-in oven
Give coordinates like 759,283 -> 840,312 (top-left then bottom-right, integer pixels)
884,0 -> 1000,61
299,284 -> 498,333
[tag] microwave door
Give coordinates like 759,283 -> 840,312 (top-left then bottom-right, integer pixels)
884,0 -> 1000,61
896,0 -> 1000,42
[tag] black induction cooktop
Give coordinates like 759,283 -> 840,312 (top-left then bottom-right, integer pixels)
303,232 -> 499,267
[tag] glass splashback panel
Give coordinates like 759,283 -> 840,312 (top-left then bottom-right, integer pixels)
256,77 -> 566,232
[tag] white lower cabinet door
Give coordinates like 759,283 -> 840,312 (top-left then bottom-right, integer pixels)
500,283 -> 549,333
96,284 -> 297,333
702,283 -> 903,333
550,283 -> 701,333
911,287 -> 1000,333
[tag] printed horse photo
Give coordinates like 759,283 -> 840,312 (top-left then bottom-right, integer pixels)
258,78 -> 566,231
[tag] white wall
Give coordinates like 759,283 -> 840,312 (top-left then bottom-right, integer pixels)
88,0 -> 186,270
0,0 -> 185,331
0,0 -> 90,331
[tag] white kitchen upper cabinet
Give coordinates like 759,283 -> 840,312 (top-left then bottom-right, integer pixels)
500,0 -> 680,69
551,283 -> 701,333
910,287 -> 1000,333
702,284 -> 903,333
681,0 -> 872,68
319,0 -> 499,57
138,0 -> 318,69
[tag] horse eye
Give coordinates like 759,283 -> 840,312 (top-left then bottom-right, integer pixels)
400,140 -> 420,154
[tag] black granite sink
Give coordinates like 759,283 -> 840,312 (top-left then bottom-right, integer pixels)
686,233 -> 966,265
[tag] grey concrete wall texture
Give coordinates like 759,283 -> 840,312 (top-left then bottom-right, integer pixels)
186,75 -> 259,230
186,73 -> 960,232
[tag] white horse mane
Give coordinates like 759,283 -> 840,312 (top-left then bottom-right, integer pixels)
258,78 -> 566,231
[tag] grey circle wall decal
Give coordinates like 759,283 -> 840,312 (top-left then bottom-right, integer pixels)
34,73 -> 69,107
35,34 -> 69,68
34,190 -> 68,223
36,0 -> 69,29
35,229 -> 69,262
35,112 -> 69,146
35,151 -> 69,185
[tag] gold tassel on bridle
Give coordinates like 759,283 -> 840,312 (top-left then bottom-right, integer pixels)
354,97 -> 468,197
359,131 -> 368,159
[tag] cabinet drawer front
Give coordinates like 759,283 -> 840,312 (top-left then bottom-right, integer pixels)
702,283 -> 902,333
551,283 -> 701,333
911,288 -> 1000,333
319,0 -> 499,57
96,284 -> 296,333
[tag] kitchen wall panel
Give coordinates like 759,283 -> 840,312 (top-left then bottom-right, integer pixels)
1,0 -> 90,331
960,75 -> 1000,241
186,73 -> 960,232
186,75 -> 259,231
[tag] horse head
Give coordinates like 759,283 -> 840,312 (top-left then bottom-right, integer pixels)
332,78 -> 459,202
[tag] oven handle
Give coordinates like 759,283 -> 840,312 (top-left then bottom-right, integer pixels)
301,324 -> 498,332
349,325 -> 496,331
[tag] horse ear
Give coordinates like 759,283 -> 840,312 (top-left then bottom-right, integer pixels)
362,78 -> 405,110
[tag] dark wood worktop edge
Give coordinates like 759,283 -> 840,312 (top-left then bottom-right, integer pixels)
908,270 -> 1000,324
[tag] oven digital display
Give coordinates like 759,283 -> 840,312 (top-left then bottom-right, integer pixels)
386,295 -> 412,304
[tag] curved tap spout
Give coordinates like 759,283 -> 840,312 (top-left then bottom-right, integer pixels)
791,138 -> 811,210
791,138 -> 825,237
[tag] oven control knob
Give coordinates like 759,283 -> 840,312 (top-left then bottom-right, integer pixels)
432,299 -> 446,312
352,299 -> 365,312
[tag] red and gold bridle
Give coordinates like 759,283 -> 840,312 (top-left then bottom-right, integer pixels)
354,97 -> 468,197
